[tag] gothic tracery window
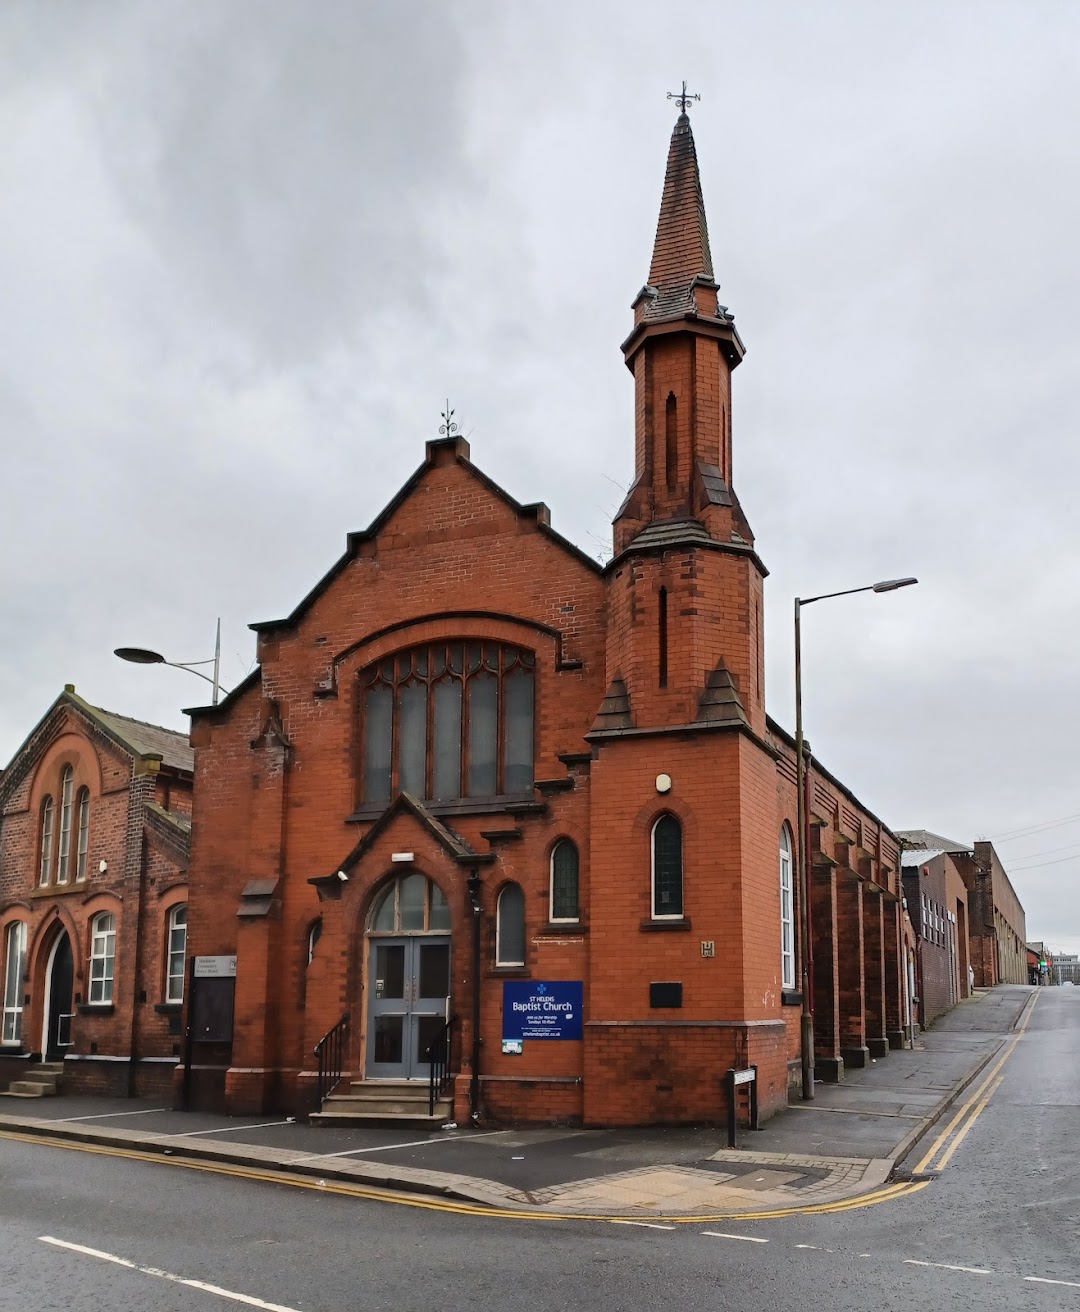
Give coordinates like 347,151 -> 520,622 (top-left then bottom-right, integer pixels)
360,642 -> 535,805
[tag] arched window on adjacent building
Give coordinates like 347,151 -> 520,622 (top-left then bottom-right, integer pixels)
496,883 -> 526,967
550,840 -> 580,923
360,642 -> 535,806
780,824 -> 796,990
76,788 -> 91,882
57,766 -> 75,884
39,797 -> 54,886
2,921 -> 28,1045
651,815 -> 683,920
88,912 -> 117,1005
165,905 -> 187,1004
307,918 -> 323,965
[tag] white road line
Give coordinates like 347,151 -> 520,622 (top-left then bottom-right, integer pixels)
170,1120 -> 294,1137
903,1260 -> 992,1275
700,1231 -> 769,1243
1025,1276 -> 1080,1289
794,1244 -> 819,1249
39,1236 -> 302,1311
611,1221 -> 677,1231
292,1129 -> 504,1161
51,1108 -> 169,1122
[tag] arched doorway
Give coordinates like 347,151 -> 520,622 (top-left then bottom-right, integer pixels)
43,931 -> 74,1061
365,874 -> 451,1080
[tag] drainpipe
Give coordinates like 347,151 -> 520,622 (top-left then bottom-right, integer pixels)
128,829 -> 149,1098
467,868 -> 483,1123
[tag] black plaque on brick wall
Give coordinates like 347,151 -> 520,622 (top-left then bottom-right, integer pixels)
649,981 -> 683,1008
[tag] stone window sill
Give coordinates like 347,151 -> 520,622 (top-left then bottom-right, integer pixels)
154,1003 -> 183,1016
639,918 -> 692,932
781,990 -> 803,1007
77,1004 -> 115,1016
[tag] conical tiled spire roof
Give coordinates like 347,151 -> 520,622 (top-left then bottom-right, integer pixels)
644,113 -> 715,320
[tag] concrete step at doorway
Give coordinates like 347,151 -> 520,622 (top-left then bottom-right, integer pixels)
1,1081 -> 47,1098
310,1078 -> 452,1128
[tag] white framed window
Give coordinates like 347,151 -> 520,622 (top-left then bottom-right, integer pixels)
780,824 -> 796,990
2,921 -> 28,1045
549,840 -> 580,923
88,912 -> 116,1004
39,796 -> 54,886
651,814 -> 683,919
75,788 -> 91,881
57,767 -> 74,884
496,883 -> 526,966
165,905 -> 187,1003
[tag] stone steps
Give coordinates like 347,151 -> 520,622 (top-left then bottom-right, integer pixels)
0,1062 -> 64,1099
310,1079 -> 452,1128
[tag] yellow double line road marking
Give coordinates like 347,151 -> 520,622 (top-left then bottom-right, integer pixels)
0,1125 -> 930,1223
6,1000 -> 1037,1228
913,991 -> 1038,1178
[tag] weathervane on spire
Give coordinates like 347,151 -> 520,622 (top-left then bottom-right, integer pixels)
667,80 -> 700,114
439,401 -> 458,438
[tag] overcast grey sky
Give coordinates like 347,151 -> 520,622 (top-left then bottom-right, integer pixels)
2,3 -> 1077,954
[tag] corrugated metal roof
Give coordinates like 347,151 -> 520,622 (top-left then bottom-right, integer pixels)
901,848 -> 945,867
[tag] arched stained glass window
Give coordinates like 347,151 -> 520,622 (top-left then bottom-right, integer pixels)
496,883 -> 525,966
651,815 -> 683,920
369,876 -> 451,934
360,642 -> 535,805
550,840 -> 579,923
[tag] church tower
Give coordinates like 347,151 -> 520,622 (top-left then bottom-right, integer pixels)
583,100 -> 786,1127
603,103 -> 767,740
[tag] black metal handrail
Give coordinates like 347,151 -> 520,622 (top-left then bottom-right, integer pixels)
423,1015 -> 457,1117
314,1012 -> 350,1105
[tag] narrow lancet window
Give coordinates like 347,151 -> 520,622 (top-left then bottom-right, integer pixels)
658,587 -> 669,689
665,392 -> 678,492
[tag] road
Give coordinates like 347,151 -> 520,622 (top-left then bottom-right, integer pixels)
1,987 -> 1077,1312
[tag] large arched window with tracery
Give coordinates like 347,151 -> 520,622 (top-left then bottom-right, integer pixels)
360,642 -> 535,806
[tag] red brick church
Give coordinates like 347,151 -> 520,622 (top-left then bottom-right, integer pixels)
183,108 -> 910,1125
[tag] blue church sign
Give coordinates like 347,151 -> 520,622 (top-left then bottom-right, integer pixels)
502,981 -> 583,1041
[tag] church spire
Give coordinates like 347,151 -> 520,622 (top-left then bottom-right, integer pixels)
615,99 -> 748,552
645,109 -> 715,320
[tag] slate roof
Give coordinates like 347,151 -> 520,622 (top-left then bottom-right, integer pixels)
625,518 -> 713,552
78,699 -> 194,773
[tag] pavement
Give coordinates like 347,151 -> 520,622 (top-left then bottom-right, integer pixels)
0,985 -> 1036,1218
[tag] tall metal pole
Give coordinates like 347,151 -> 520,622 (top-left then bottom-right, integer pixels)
212,618 -> 222,706
794,597 -> 815,1100
468,870 -> 482,1123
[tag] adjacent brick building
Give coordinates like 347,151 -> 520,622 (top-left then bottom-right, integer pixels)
901,847 -> 971,1027
0,687 -> 191,1096
899,829 -> 1027,989
182,109 -> 917,1125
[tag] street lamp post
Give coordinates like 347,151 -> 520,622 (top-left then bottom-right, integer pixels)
794,577 -> 917,1101
115,619 -> 227,705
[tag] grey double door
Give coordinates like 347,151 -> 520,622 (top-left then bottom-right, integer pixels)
366,936 -> 450,1079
